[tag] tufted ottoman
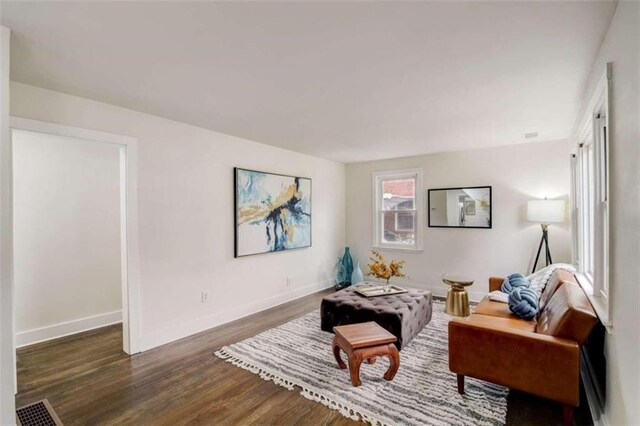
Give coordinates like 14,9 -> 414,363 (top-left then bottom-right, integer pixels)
321,286 -> 432,350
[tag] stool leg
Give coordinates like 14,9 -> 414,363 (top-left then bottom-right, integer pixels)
332,336 -> 346,369
348,352 -> 363,387
383,344 -> 400,381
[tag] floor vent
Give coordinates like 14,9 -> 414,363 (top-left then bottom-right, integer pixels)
16,399 -> 63,426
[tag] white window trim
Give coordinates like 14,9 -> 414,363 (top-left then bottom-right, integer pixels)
571,63 -> 612,332
371,168 -> 424,252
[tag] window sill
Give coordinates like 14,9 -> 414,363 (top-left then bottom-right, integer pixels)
574,272 -> 613,334
372,245 -> 424,254
575,272 -> 594,296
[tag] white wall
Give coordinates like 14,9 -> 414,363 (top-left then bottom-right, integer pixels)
10,81 -> 346,351
573,2 -> 640,424
346,139 -> 571,301
13,130 -> 122,346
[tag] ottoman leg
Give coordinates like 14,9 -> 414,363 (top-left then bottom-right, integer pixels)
383,344 -> 400,381
332,336 -> 346,369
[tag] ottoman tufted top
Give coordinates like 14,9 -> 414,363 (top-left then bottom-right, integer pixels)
321,285 -> 433,349
323,286 -> 430,315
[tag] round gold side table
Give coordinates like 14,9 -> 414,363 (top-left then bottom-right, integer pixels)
443,275 -> 474,317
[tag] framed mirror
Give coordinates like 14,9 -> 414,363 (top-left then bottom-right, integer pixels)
428,186 -> 492,228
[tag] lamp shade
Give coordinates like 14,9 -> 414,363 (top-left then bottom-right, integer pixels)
527,199 -> 565,223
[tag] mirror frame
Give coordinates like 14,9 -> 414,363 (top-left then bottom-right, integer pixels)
427,186 -> 492,229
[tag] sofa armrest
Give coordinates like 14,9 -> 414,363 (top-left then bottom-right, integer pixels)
449,318 -> 581,406
489,277 -> 504,292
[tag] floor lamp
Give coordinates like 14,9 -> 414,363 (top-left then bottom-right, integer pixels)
527,199 -> 565,274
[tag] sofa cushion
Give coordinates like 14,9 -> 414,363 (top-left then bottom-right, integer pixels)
538,269 -> 578,311
474,297 -> 537,324
466,313 -> 537,333
536,284 -> 598,345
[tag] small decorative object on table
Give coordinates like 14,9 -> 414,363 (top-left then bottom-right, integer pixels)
366,250 -> 406,293
353,282 -> 408,297
442,274 -> 474,317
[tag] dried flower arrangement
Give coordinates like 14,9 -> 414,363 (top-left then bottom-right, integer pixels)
366,250 -> 406,291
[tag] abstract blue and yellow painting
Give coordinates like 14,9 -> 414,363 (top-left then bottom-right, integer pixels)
234,168 -> 311,257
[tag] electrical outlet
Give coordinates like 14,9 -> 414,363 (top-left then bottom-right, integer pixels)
201,291 -> 209,303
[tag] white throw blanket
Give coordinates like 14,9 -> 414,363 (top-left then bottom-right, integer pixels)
488,263 -> 577,303
526,263 -> 576,298
488,291 -> 509,303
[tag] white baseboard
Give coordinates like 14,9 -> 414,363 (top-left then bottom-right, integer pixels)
140,280 -> 333,351
16,310 -> 122,348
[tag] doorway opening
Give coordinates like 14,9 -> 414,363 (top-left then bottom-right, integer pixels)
10,118 -> 140,357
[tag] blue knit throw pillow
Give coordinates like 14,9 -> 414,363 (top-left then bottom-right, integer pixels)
501,273 -> 529,293
508,287 -> 539,320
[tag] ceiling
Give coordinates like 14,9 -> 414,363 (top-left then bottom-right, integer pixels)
1,1 -> 617,163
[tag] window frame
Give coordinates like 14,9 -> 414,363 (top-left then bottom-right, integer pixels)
371,168 -> 424,252
571,63 -> 612,330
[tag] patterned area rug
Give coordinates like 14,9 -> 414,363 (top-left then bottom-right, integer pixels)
215,301 -> 508,425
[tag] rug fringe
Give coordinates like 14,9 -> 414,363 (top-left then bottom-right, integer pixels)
299,387 -> 384,425
214,348 -> 387,426
214,348 -> 296,390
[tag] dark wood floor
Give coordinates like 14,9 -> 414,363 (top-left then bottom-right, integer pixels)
16,289 -> 592,425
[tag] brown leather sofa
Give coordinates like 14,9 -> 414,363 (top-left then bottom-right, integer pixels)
448,270 -> 598,425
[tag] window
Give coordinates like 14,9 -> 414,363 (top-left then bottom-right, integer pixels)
372,168 -> 423,251
395,212 -> 415,232
596,115 -> 610,298
571,63 -> 611,326
576,138 -> 596,279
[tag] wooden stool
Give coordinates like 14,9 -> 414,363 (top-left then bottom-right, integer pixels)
332,322 -> 400,387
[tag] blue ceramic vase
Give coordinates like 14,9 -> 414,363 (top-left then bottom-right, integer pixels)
351,260 -> 364,284
341,247 -> 354,286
